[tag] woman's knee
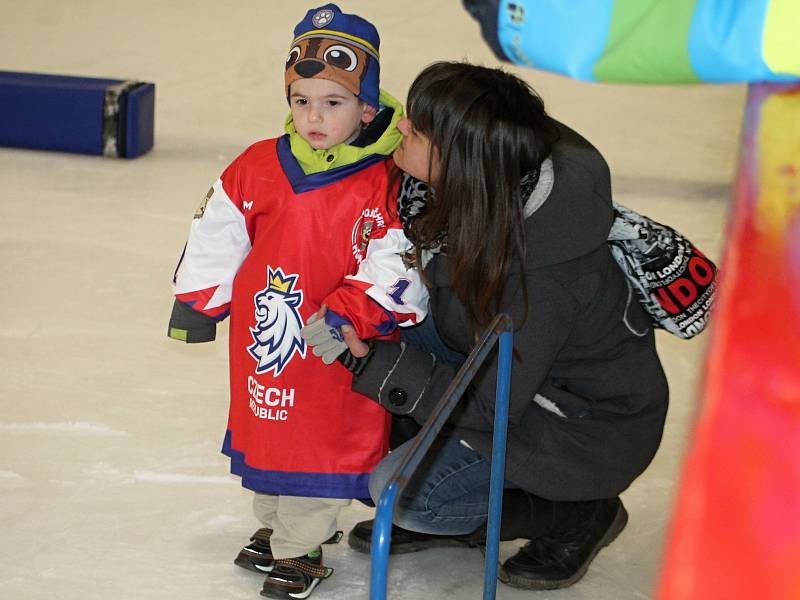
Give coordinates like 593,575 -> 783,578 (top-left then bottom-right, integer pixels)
368,444 -> 406,503
368,437 -> 492,533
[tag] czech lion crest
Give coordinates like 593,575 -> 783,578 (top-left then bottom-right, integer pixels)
248,266 -> 306,376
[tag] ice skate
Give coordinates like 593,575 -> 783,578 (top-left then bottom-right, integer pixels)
234,528 -> 276,574
260,547 -> 333,599
235,529 -> 342,574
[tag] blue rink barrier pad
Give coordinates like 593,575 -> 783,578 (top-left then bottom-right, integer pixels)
0,71 -> 155,158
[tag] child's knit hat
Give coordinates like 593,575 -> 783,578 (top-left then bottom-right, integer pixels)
285,4 -> 380,109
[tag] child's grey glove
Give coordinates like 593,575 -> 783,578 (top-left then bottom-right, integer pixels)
300,312 -> 348,365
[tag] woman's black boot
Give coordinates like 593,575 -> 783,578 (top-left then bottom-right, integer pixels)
498,497 -> 628,590
347,520 -> 485,554
347,488 -> 557,554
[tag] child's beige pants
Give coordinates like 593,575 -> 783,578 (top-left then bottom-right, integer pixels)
253,493 -> 351,558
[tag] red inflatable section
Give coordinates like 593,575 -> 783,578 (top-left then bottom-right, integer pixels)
657,82 -> 800,599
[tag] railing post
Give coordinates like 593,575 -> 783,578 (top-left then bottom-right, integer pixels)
369,481 -> 399,599
482,327 -> 512,600
369,314 -> 513,600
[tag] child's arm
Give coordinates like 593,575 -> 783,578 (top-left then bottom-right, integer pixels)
168,164 -> 252,343
322,225 -> 428,340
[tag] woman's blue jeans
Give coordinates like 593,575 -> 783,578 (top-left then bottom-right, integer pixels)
367,315 -> 496,535
368,435 -> 494,535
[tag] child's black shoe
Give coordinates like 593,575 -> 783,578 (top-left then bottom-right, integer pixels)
260,548 -> 333,599
234,529 -> 342,575
234,528 -> 275,573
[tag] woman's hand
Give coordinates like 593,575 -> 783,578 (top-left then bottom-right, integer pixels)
339,322 -> 370,357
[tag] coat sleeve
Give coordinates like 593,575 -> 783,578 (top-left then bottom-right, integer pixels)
351,273 -> 579,431
169,158 -> 252,340
322,219 -> 429,340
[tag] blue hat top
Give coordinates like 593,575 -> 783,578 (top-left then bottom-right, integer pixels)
286,4 -> 381,108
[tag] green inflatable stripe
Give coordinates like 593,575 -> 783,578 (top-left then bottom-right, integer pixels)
594,0 -> 700,83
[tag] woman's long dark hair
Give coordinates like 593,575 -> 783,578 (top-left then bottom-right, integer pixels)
406,62 -> 560,331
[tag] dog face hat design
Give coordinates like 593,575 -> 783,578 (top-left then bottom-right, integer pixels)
285,4 -> 380,108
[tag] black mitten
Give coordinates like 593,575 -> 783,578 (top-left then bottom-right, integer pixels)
167,299 -> 217,343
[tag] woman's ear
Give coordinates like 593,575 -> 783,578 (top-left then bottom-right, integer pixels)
361,103 -> 378,125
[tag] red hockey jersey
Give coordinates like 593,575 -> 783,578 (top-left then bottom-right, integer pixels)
173,136 -> 427,499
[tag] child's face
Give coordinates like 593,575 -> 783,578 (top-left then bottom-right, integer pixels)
289,78 -> 374,150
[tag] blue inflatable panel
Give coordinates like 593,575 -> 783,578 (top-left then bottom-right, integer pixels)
0,71 -> 155,158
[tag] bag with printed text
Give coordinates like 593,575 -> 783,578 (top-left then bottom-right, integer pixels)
608,203 -> 718,339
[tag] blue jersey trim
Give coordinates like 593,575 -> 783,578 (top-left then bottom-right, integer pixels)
276,135 -> 388,194
374,310 -> 397,336
182,297 -> 230,321
222,430 -> 372,501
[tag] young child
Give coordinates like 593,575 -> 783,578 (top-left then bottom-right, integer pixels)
167,4 -> 426,598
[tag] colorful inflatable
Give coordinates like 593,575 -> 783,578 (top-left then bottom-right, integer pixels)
465,0 -> 800,83
656,81 -> 800,600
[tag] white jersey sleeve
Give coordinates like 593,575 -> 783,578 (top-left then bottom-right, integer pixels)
349,228 -> 428,326
172,178 -> 251,318
324,226 -> 429,339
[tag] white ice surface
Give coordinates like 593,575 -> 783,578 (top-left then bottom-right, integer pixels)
0,2 -> 744,599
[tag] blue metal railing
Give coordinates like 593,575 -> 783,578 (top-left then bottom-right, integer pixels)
369,314 -> 513,600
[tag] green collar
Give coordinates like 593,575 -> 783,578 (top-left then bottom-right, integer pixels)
285,89 -> 404,175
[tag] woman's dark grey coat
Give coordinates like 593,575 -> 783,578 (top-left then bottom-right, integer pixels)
352,123 -> 669,501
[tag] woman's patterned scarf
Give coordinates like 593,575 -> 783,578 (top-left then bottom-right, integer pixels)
396,162 -> 548,261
